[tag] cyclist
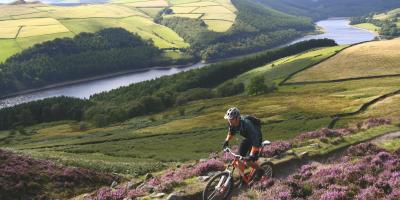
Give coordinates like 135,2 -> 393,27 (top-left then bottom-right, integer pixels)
222,107 -> 265,180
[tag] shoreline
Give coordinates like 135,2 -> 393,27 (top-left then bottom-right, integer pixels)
350,24 -> 381,37
0,62 -> 202,100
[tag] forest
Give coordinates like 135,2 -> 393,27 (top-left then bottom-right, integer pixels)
0,28 -> 192,97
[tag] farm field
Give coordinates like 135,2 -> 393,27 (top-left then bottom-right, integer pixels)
2,41 -> 400,178
166,0 -> 237,32
287,39 -> 400,83
0,0 -> 239,62
353,22 -> 381,33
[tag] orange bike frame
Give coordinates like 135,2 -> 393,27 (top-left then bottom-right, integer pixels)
231,157 -> 257,184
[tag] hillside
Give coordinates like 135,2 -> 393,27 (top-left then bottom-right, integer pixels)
288,39 -> 400,82
350,8 -> 400,37
0,0 -> 315,63
2,38 -> 400,198
0,28 -> 185,96
257,0 -> 400,21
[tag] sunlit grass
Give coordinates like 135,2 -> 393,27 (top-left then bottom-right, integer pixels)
288,39 -> 400,82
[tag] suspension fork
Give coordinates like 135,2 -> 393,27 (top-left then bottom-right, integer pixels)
216,170 -> 233,189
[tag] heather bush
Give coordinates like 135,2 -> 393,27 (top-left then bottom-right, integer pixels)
0,149 -> 119,200
87,158 -> 225,199
255,142 -> 400,200
261,140 -> 292,158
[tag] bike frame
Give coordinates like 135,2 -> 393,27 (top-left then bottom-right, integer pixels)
231,157 -> 256,184
223,147 -> 264,185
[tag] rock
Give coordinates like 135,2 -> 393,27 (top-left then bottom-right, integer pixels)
167,192 -> 184,200
110,181 -> 118,188
126,182 -> 134,190
198,175 -> 210,182
151,192 -> 166,198
207,171 -> 218,177
199,158 -> 208,162
299,151 -> 309,158
145,173 -> 153,180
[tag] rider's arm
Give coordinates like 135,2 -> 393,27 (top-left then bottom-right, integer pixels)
225,133 -> 234,141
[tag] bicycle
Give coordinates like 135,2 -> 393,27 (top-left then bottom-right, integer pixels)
202,140 -> 274,200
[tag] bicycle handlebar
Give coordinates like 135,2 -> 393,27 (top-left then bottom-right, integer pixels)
223,147 -> 245,160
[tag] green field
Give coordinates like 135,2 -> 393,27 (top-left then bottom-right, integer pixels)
0,0 -> 240,62
164,0 -> 237,32
288,39 -> 400,83
2,41 -> 400,177
353,23 -> 381,33
230,45 -> 346,86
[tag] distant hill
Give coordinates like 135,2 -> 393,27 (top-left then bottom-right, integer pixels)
350,8 -> 400,38
257,0 -> 400,20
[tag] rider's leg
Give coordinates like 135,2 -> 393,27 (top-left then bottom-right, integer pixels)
238,138 -> 251,157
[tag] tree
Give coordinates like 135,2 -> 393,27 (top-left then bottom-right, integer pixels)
247,76 -> 270,95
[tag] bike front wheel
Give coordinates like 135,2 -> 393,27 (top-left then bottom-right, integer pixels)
202,171 -> 233,200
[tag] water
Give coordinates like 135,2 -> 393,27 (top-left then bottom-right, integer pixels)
288,18 -> 376,45
0,18 -> 376,109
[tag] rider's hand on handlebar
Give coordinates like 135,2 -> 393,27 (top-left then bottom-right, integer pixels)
244,155 -> 258,162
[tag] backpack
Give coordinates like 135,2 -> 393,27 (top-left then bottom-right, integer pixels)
244,115 -> 262,130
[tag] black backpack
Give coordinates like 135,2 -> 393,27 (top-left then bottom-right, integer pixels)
244,115 -> 262,130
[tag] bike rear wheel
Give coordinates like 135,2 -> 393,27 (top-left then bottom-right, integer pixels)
260,162 -> 273,178
249,162 -> 274,185
202,171 -> 233,200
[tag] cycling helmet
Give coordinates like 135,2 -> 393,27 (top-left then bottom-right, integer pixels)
224,107 -> 240,120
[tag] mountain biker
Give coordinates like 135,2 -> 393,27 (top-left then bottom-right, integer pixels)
222,107 -> 265,179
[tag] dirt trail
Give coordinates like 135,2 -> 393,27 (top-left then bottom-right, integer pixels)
370,131 -> 400,144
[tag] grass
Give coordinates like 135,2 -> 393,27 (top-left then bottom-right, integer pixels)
0,39 -> 22,63
293,125 -> 400,157
124,0 -> 169,7
171,1 -> 220,6
229,45 -> 346,87
3,73 -> 400,175
0,26 -> 20,38
0,5 -> 40,18
0,18 -> 69,38
166,0 -> 237,32
376,138 -> 400,152
16,32 -> 75,49
4,43 -> 400,177
0,1 -> 193,61
59,16 -> 189,49
37,4 -> 147,19
203,20 -> 232,32
337,94 -> 400,127
171,6 -> 198,13
18,24 -> 70,38
374,8 -> 400,20
164,13 -> 203,19
353,23 -> 381,33
202,13 -> 236,21
288,39 -> 400,83
0,0 -> 238,61
138,7 -> 165,18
